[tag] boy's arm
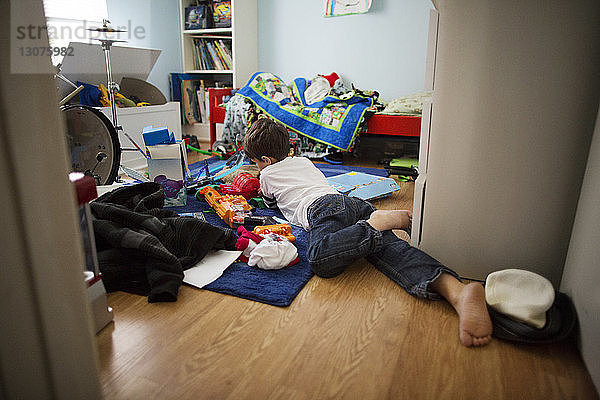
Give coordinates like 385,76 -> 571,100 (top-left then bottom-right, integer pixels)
261,194 -> 278,209
258,175 -> 278,209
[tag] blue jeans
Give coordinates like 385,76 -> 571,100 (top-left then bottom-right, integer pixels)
306,194 -> 460,300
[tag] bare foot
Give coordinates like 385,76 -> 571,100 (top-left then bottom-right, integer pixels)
454,283 -> 493,347
367,210 -> 412,234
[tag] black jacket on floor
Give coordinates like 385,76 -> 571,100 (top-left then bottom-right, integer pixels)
90,183 -> 236,302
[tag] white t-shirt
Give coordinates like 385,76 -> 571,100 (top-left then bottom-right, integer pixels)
259,157 -> 338,230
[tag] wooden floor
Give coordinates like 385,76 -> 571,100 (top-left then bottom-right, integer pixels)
97,150 -> 598,400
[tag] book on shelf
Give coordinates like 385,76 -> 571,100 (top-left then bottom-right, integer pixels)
210,42 -> 229,69
212,1 -> 231,28
217,40 -> 233,68
182,79 -> 199,124
198,44 -> 209,70
197,79 -> 207,123
194,41 -> 209,70
213,41 -> 231,69
184,5 -> 211,30
197,89 -> 207,124
206,42 -> 224,70
193,37 -> 233,71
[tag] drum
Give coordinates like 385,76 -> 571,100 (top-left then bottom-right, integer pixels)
62,105 -> 121,185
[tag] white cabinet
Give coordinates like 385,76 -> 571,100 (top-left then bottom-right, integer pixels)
411,100 -> 432,248
411,8 -> 439,248
416,0 -> 598,286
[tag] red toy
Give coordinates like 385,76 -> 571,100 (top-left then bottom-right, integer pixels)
219,172 -> 260,199
235,226 -> 264,262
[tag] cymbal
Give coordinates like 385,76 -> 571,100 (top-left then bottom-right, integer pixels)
90,38 -> 127,44
87,27 -> 127,33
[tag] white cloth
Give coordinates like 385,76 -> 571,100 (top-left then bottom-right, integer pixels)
259,157 -> 338,230
248,234 -> 298,270
241,239 -> 258,260
485,269 -> 555,329
382,91 -> 432,115
304,76 -> 330,105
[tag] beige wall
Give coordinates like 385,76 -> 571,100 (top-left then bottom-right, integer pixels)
561,107 -> 600,391
421,0 -> 600,286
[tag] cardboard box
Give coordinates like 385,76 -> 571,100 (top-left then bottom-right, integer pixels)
143,125 -> 174,146
147,141 -> 190,206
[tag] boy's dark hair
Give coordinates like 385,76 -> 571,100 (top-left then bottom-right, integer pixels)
243,117 -> 290,161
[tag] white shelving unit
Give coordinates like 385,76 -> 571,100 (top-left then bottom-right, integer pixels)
179,0 -> 257,88
178,0 -> 257,140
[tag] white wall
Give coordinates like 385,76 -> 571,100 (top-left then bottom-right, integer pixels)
106,0 -> 182,99
103,0 -> 430,102
257,0 -> 431,102
561,107 -> 600,391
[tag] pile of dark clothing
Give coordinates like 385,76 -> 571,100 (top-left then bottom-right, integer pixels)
91,183 -> 236,302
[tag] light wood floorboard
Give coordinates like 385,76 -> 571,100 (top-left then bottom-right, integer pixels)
97,149 -> 598,400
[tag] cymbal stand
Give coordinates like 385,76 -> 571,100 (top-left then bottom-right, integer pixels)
100,37 -> 120,132
95,31 -> 147,157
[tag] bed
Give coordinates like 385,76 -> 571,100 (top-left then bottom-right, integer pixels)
207,86 -> 421,151
362,113 -> 421,138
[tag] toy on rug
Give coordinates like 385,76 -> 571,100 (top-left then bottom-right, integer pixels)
219,164 -> 259,184
219,172 -> 260,199
253,223 -> 296,242
197,186 -> 253,227
235,226 -> 264,262
235,226 -> 299,270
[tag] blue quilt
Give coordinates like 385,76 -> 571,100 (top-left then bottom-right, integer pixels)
237,72 -> 374,151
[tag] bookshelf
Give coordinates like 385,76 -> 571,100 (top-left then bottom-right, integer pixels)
180,0 -> 257,88
178,0 -> 257,142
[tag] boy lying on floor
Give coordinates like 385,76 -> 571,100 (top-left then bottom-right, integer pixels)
243,117 -> 493,347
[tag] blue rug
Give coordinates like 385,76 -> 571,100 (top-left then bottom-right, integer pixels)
168,197 -> 311,307
172,158 -> 388,307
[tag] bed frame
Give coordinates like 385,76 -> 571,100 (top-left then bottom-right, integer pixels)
207,88 -> 421,149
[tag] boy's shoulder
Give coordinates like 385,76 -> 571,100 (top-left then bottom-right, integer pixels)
274,156 -> 311,167
289,156 -> 312,165
287,156 -> 317,170
263,157 -> 314,176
